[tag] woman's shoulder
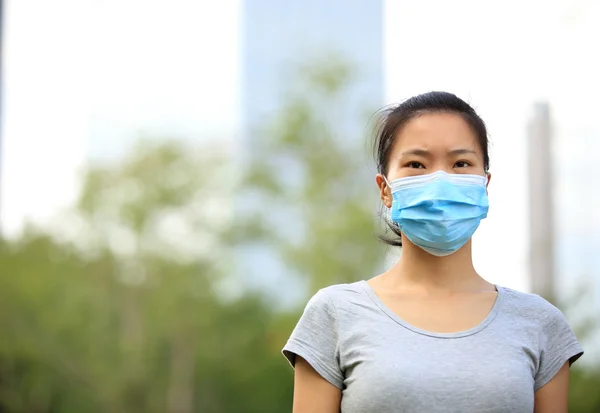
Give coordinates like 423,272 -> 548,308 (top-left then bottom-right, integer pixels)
498,285 -> 568,325
320,281 -> 366,299
497,286 -> 583,383
302,281 -> 371,315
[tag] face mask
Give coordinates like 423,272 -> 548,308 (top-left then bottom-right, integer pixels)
383,170 -> 489,257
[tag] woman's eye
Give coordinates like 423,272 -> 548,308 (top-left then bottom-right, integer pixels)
454,161 -> 471,168
407,162 -> 425,169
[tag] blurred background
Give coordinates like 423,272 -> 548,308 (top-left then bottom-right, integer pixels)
0,0 -> 599,411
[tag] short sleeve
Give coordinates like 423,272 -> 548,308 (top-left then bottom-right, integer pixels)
534,302 -> 584,391
282,289 -> 344,389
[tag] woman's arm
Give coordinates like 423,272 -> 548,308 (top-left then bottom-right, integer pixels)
534,362 -> 570,413
293,356 -> 342,413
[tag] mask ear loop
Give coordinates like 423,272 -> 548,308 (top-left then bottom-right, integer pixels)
382,175 -> 392,190
381,175 -> 400,227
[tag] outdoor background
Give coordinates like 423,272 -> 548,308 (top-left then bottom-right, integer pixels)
0,1 -> 599,412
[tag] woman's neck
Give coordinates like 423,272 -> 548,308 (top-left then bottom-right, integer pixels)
386,239 -> 490,292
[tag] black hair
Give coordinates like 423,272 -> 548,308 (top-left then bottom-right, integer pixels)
372,91 -> 490,247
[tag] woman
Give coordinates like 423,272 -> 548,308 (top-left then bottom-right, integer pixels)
282,91 -> 583,413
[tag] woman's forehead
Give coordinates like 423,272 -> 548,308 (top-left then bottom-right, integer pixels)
392,112 -> 480,152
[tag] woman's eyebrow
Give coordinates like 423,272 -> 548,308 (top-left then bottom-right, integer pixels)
448,149 -> 477,156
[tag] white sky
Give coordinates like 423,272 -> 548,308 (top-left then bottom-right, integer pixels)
2,0 -> 599,293
1,0 -> 240,234
87,0 -> 241,159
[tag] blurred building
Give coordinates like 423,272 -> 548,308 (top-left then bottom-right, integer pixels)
529,99 -> 600,318
527,101 -> 556,300
240,0 -> 384,145
552,113 -> 600,307
239,0 -> 385,302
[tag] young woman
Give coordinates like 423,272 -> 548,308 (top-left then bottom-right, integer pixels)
282,92 -> 583,413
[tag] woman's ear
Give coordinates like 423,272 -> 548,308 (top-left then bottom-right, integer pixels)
376,174 -> 392,208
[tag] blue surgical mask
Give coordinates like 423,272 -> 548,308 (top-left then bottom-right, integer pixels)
383,170 -> 489,256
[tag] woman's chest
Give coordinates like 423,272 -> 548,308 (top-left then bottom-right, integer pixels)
375,291 -> 498,333
339,326 -> 537,412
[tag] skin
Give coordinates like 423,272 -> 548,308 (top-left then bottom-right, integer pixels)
292,112 -> 571,413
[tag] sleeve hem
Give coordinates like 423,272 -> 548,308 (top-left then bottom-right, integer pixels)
534,343 -> 584,392
282,340 -> 344,390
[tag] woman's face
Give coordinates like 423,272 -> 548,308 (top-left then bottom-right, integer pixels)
377,112 -> 490,208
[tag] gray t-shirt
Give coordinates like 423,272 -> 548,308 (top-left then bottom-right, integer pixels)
283,281 -> 583,413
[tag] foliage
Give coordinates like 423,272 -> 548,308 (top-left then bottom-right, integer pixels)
559,284 -> 600,412
0,140 -> 292,412
241,58 -> 385,293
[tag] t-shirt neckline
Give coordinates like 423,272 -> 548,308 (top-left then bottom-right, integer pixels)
359,280 -> 505,339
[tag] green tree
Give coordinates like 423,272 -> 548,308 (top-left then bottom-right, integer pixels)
0,141 -> 292,412
241,57 -> 386,295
